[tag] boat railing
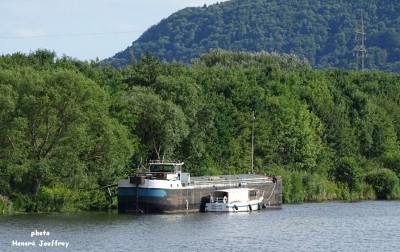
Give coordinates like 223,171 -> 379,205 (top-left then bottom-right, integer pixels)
193,177 -> 273,187
131,172 -> 170,181
149,159 -> 177,162
136,171 -> 175,176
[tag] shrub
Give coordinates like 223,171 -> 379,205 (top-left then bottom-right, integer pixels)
38,185 -> 77,212
335,183 -> 351,201
38,185 -> 113,212
263,165 -> 295,203
334,157 -> 364,192
9,184 -> 113,213
365,168 -> 400,199
303,173 -> 338,201
86,191 -> 113,210
11,193 -> 35,212
289,171 -> 306,203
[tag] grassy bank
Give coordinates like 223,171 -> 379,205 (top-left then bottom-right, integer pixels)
267,166 -> 400,204
0,186 -> 115,214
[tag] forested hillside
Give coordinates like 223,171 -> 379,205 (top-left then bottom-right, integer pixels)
107,0 -> 400,72
1,50 -> 400,213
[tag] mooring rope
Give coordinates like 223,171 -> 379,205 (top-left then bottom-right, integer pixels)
264,182 -> 276,201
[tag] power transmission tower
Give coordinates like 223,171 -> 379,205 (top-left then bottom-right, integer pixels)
353,11 -> 367,70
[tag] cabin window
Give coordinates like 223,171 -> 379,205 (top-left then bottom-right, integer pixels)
249,190 -> 258,200
150,164 -> 175,173
249,190 -> 257,197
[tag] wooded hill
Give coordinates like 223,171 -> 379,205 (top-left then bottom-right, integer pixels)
107,0 -> 400,72
1,50 -> 400,213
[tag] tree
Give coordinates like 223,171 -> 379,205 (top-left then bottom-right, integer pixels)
0,67 -> 133,194
265,95 -> 323,172
300,71 -> 359,158
125,52 -> 165,87
123,87 -> 189,161
352,96 -> 397,158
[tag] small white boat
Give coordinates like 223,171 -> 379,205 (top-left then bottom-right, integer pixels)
205,187 -> 265,212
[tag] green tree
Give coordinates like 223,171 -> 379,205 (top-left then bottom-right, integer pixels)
0,67 -> 133,194
301,71 -> 359,158
125,52 -> 165,87
265,95 -> 323,172
352,96 -> 398,158
123,87 -> 189,161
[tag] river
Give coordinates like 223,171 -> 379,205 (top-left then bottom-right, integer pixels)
1,201 -> 399,252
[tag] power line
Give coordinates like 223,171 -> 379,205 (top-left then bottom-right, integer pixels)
0,30 -> 143,39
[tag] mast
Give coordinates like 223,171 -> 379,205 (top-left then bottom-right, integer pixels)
251,111 -> 255,174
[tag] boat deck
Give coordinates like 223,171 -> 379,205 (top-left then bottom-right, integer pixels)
190,174 -> 274,188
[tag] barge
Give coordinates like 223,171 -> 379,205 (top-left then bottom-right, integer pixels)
118,161 -> 282,213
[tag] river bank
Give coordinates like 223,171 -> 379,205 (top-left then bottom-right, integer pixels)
1,180 -> 399,215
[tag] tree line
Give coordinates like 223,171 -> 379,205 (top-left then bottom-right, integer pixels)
1,49 -> 400,213
107,0 -> 400,72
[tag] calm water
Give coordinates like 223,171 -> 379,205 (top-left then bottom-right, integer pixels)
1,201 -> 399,252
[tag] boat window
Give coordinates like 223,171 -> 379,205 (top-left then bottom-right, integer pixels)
249,190 -> 257,197
150,164 -> 175,173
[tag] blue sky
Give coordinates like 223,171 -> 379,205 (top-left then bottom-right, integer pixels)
0,0 -> 226,61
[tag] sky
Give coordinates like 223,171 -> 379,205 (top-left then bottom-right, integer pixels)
0,0 -> 227,61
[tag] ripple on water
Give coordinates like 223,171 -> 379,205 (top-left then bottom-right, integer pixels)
1,201 -> 400,252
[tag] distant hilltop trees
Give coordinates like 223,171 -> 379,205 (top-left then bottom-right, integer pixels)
106,0 -> 400,72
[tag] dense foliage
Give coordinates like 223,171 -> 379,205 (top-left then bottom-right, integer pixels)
1,49 -> 400,213
107,0 -> 400,72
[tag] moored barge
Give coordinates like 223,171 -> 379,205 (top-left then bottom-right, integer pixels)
118,161 -> 282,213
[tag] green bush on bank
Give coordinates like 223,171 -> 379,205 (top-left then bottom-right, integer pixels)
265,163 -> 380,203
10,185 -> 114,213
265,165 -> 338,203
365,168 -> 400,199
264,165 -> 298,203
334,157 -> 364,192
303,173 -> 338,202
282,170 -> 306,203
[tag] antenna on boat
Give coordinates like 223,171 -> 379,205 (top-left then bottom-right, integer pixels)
251,111 -> 255,174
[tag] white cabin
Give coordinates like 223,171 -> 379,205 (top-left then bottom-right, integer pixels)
205,188 -> 264,212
